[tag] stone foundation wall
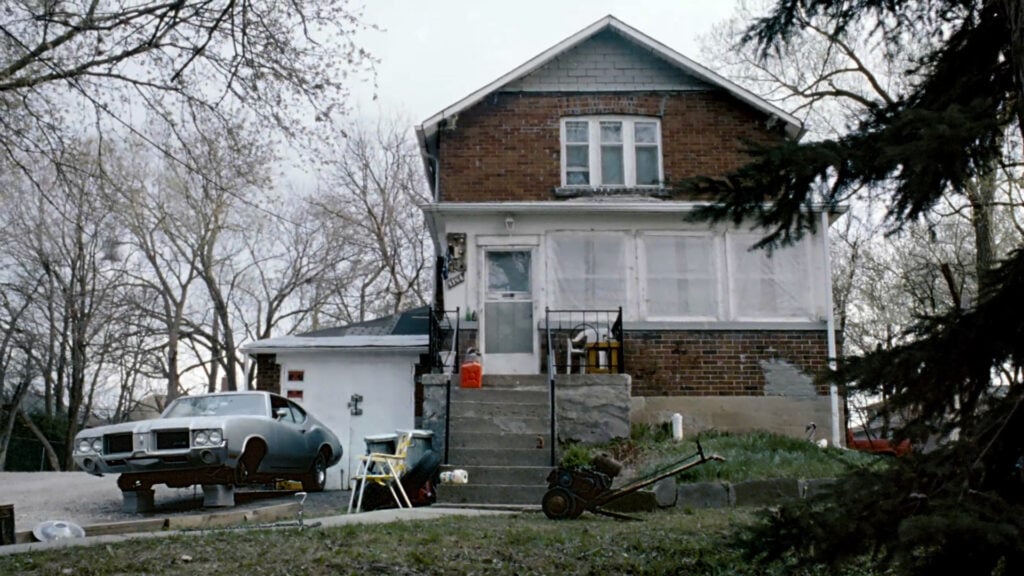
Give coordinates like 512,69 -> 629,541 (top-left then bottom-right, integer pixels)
631,395 -> 843,443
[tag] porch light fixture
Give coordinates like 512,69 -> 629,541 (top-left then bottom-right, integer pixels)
504,214 -> 515,233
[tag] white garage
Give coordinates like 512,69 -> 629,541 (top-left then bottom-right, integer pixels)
241,309 -> 429,490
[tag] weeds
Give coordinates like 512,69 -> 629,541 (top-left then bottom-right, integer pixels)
570,426 -> 885,484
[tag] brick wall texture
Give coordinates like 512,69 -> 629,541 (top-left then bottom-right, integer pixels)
436,90 -> 783,202
254,354 -> 281,394
624,330 -> 830,397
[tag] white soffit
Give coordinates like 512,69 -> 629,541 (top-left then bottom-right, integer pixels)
421,201 -> 845,219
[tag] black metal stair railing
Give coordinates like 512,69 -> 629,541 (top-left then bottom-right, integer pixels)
428,307 -> 460,464
543,306 -> 624,467
543,307 -> 624,375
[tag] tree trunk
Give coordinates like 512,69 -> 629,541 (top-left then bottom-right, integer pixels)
19,410 -> 61,472
167,327 -> 181,401
209,314 -> 220,393
0,381 -> 30,471
1004,0 -> 1024,144
967,163 -> 996,294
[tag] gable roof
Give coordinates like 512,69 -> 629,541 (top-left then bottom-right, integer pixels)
416,15 -> 803,169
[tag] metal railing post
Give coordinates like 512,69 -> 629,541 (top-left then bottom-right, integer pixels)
546,306 -> 556,467
444,307 -> 459,465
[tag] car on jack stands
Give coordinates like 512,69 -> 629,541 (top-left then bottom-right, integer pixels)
73,391 -> 342,495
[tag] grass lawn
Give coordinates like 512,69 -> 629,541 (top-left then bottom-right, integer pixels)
0,507 -> 823,575
0,431 -> 889,575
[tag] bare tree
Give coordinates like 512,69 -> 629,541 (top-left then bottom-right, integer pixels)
310,115 -> 431,325
0,1 -> 375,193
236,204 -> 355,340
0,147 -> 134,468
700,0 -> 1021,359
146,114 -> 274,394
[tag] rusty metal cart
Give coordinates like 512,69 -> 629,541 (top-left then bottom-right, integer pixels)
541,440 -> 725,520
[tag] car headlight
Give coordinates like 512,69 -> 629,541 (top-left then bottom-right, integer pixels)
91,438 -> 103,453
76,439 -> 94,454
192,429 -> 224,447
193,430 -> 209,446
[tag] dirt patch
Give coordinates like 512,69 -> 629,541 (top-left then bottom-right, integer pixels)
0,472 -> 351,534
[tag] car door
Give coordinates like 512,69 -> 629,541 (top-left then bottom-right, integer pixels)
266,395 -> 311,472
286,400 -> 319,469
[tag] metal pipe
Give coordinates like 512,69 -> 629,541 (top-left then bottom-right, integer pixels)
821,210 -> 841,448
547,307 -> 556,467
444,308 -> 458,465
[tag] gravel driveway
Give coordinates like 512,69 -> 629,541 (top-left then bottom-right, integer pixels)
0,472 -> 351,535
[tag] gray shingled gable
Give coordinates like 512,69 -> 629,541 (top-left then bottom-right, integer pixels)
503,29 -> 710,93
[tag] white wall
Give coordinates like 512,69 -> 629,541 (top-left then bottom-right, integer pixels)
437,211 -> 831,326
276,348 -> 420,490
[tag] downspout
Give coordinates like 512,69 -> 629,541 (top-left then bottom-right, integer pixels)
821,210 -> 841,448
423,152 -> 441,203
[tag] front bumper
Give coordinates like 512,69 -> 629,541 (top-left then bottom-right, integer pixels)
75,444 -> 235,477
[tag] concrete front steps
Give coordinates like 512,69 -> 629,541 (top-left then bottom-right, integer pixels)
436,375 -> 555,507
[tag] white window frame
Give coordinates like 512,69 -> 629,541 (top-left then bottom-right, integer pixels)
560,116 -> 663,188
639,232 -> 722,321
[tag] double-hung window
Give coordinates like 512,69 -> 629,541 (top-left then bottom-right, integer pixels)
561,117 -> 662,188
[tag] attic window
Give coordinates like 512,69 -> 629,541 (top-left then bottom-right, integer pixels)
560,117 -> 662,188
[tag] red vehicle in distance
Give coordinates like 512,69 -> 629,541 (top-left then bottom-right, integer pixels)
846,429 -> 912,457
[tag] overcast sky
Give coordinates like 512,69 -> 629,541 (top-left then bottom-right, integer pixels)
349,1 -> 743,124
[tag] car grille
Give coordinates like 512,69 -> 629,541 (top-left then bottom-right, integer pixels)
156,430 -> 190,450
104,433 -> 133,454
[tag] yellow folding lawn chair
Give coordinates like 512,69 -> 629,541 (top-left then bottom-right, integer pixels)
347,431 -> 414,513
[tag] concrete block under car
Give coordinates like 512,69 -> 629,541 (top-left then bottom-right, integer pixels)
121,489 -> 155,514
202,484 -> 235,507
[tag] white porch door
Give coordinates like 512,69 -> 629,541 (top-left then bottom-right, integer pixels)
481,249 -> 536,374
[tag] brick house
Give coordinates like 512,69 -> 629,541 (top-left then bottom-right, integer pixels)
418,15 -> 844,447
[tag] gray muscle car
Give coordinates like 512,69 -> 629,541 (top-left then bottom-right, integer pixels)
73,391 -> 342,493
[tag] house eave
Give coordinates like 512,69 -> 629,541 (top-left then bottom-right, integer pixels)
421,200 -> 847,223
241,335 -> 429,356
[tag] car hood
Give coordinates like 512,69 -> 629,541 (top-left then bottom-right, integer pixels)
75,416 -> 268,438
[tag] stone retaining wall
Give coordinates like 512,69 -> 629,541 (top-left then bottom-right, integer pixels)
604,477 -> 837,513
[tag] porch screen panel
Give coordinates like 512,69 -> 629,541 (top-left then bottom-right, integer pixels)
548,233 -> 626,309
484,302 -> 533,353
730,235 -> 811,319
644,235 -> 717,318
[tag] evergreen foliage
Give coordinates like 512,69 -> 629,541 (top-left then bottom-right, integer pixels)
688,1 -> 1024,574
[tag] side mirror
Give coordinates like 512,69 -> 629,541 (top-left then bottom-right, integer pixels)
275,407 -> 289,420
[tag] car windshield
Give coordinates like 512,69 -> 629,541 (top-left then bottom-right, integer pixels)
163,395 -> 268,418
